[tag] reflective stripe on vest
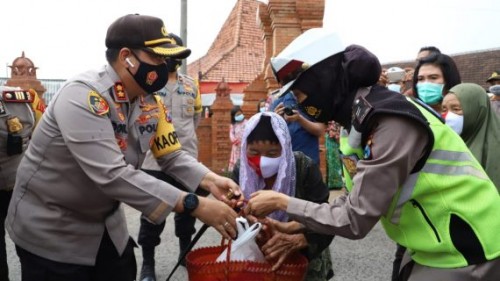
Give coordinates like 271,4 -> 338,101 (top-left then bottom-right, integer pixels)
381,98 -> 500,268
390,149 -> 488,224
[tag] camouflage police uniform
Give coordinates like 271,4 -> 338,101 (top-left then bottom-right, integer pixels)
0,86 -> 44,280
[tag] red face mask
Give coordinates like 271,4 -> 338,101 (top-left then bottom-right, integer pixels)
247,155 -> 262,176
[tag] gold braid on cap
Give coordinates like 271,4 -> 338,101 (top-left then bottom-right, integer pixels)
148,46 -> 188,56
145,38 -> 175,46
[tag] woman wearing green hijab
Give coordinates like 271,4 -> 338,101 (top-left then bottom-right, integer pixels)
442,83 -> 500,189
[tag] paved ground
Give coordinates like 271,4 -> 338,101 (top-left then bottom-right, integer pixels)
6,191 -> 396,281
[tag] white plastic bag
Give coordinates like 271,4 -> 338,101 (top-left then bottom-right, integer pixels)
216,217 -> 266,262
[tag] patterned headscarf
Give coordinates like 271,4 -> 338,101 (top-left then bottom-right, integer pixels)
239,112 -> 296,221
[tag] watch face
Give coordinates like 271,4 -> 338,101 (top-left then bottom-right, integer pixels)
184,194 -> 199,212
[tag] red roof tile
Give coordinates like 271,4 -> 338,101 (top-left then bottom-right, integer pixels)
187,0 -> 264,83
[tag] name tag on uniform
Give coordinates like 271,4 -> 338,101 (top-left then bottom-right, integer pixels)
2,90 -> 34,103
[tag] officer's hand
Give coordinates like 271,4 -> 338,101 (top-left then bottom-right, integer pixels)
244,190 -> 289,218
193,197 -> 239,240
200,172 -> 244,210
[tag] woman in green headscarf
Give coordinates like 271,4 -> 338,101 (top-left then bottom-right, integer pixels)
442,83 -> 500,189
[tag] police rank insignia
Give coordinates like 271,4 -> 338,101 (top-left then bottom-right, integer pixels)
88,91 -> 109,116
113,82 -> 128,102
2,90 -> 34,103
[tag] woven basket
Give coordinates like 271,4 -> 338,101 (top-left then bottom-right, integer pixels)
186,240 -> 308,281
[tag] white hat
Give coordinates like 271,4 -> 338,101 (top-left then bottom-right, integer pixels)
270,28 -> 344,95
386,67 -> 405,83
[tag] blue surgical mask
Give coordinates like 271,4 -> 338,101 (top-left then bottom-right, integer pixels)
259,107 -> 266,113
388,84 -> 401,93
417,82 -> 444,105
234,114 -> 244,122
489,85 -> 500,96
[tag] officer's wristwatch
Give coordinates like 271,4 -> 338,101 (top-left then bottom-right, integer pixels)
183,193 -> 199,215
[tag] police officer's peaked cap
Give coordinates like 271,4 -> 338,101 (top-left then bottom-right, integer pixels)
168,33 -> 184,48
270,28 -> 344,96
486,70 -> 500,83
105,14 -> 191,59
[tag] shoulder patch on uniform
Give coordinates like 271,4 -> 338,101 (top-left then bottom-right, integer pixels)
88,91 -> 109,116
353,96 -> 373,125
341,154 -> 359,179
2,90 -> 34,103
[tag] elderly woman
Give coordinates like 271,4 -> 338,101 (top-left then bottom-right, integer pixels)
442,83 -> 500,189
231,112 -> 334,280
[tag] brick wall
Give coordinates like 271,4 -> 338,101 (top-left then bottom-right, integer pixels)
247,0 -> 327,177
196,118 -> 212,168
197,0 -> 328,177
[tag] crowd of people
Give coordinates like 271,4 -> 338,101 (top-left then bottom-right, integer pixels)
1,13 -> 499,281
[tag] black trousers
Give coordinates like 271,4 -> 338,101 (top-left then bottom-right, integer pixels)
0,190 -> 13,281
138,170 -> 209,248
392,244 -> 408,281
16,230 -> 136,281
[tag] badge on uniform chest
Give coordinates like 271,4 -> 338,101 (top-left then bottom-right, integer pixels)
7,116 -> 23,133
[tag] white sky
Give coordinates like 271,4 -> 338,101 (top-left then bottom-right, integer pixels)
1,0 -> 499,79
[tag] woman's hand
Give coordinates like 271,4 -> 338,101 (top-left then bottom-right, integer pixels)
262,232 -> 308,271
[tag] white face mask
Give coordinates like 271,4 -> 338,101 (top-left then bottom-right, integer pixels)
260,156 -> 281,178
388,84 -> 401,93
445,111 -> 464,135
259,107 -> 267,113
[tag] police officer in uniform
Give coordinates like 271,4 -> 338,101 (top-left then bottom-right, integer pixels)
244,29 -> 500,280
138,33 -> 205,281
0,86 -> 44,281
6,14 -> 242,281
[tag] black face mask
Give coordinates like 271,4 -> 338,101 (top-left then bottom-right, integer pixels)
291,45 -> 380,128
127,52 -> 168,93
292,53 -> 353,127
167,59 -> 182,73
